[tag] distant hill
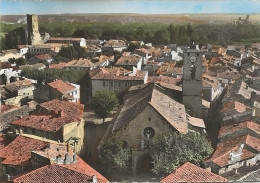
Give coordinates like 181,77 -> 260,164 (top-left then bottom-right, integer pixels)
1,13 -> 260,24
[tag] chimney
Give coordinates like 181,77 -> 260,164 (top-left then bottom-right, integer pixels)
238,144 -> 244,154
64,152 -> 71,164
92,175 -> 98,183
72,153 -> 77,163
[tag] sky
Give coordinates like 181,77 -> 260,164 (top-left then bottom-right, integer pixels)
1,0 -> 260,15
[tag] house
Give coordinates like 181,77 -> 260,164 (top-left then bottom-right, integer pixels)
218,120 -> 260,142
0,105 -> 34,132
204,134 -> 260,175
90,67 -> 148,95
47,80 -> 80,103
1,80 -> 35,106
161,162 -> 227,182
156,62 -> 183,78
64,58 -> 96,70
115,55 -> 142,71
47,37 -> 86,47
17,45 -> 29,55
0,63 -> 21,85
27,45 -> 53,55
102,83 -> 205,175
11,153 -> 108,183
20,63 -> 46,70
133,48 -> 152,64
30,54 -> 54,64
102,39 -> 127,52
0,136 -> 49,180
220,100 -> 252,125
9,99 -> 85,153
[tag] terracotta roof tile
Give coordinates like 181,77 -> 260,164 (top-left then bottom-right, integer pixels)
115,55 -> 142,65
220,100 -> 250,113
156,62 -> 182,75
148,76 -> 181,85
12,156 -> 108,183
112,83 -> 188,134
35,54 -> 52,60
4,80 -> 33,92
1,105 -> 19,113
206,135 -> 260,167
68,58 -> 94,67
11,100 -> 84,132
91,68 -> 145,81
218,121 -> 260,138
0,136 -> 48,166
161,162 -> 227,182
47,80 -> 76,94
48,62 -> 70,69
103,39 -> 126,47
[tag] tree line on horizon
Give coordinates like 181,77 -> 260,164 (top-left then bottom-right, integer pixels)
1,22 -> 260,50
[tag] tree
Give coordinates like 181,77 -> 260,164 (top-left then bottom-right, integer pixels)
3,27 -> 26,49
99,138 -> 131,170
8,57 -> 28,66
175,60 -> 183,67
149,132 -> 213,176
92,91 -> 118,122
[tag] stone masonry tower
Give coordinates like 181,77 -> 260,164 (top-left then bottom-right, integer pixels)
182,42 -> 202,118
27,14 -> 42,45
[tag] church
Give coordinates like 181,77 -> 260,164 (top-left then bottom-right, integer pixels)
100,44 -> 206,175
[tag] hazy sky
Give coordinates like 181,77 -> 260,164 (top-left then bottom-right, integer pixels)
1,0 -> 260,15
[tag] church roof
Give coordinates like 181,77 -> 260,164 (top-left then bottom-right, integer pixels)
111,83 -> 188,134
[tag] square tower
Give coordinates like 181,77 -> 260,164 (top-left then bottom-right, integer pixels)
182,45 -> 202,118
27,14 -> 42,45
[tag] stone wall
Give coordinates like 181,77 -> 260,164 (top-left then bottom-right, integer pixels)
113,104 -> 177,147
92,79 -> 143,96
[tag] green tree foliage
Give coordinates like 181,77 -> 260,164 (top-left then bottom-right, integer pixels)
2,27 -> 26,49
124,42 -> 141,52
175,60 -> 183,67
21,68 -> 88,84
92,91 -> 118,122
99,138 -> 131,169
149,132 -> 213,175
58,43 -> 87,59
8,57 -> 29,66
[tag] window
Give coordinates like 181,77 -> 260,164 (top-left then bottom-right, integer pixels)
148,118 -> 151,121
129,82 -> 132,87
125,83 -> 128,87
110,82 -> 113,87
103,81 -> 106,87
118,83 -> 121,87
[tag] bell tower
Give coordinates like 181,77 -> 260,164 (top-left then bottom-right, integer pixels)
182,42 -> 202,118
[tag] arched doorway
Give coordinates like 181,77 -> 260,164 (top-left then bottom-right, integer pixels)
136,154 -> 153,175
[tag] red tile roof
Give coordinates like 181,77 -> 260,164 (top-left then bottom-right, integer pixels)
0,136 -> 48,166
12,156 -> 108,183
160,162 -> 227,182
11,100 -> 84,132
135,48 -> 150,54
48,62 -> 70,69
35,54 -> 52,60
220,100 -> 250,113
47,80 -> 76,94
206,135 -> 260,167
40,99 -> 84,121
218,121 -> 260,138
148,76 -> 181,85
1,105 -> 19,113
91,68 -> 145,81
